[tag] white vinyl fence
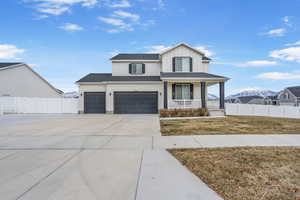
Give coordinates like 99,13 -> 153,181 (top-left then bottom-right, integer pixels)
0,97 -> 78,114
225,103 -> 300,119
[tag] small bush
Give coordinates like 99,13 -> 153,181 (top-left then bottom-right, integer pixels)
160,108 -> 209,118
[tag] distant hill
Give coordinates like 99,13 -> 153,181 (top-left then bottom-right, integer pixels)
226,89 -> 277,99
208,93 -> 218,100
62,91 -> 79,98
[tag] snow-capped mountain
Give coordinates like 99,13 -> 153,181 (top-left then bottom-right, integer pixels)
208,93 -> 218,100
63,91 -> 79,98
226,89 -> 277,99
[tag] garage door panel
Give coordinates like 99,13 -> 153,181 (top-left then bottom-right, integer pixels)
84,92 -> 106,113
114,92 -> 158,114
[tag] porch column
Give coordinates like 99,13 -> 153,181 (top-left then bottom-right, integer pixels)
200,82 -> 206,108
219,82 -> 225,109
163,81 -> 168,109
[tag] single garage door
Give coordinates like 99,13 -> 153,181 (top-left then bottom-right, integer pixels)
84,92 -> 106,113
114,92 -> 158,114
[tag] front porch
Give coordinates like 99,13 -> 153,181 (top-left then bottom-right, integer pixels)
161,72 -> 229,113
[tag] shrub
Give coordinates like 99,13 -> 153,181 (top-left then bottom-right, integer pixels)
160,108 -> 209,118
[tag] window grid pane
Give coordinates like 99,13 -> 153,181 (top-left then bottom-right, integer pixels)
174,57 -> 190,72
175,84 -> 191,100
182,58 -> 190,72
131,64 -> 143,74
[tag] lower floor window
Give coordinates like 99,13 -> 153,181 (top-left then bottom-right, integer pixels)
175,84 -> 191,99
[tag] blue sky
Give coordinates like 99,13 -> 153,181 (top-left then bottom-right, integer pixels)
1,0 -> 300,95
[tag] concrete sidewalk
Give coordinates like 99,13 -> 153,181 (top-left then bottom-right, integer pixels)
0,134 -> 299,150
136,150 -> 222,200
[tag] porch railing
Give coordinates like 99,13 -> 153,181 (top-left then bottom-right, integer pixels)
168,99 -> 221,109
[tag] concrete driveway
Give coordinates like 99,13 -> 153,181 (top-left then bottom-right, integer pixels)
0,114 -> 161,136
1,114 -> 299,200
0,114 -> 223,200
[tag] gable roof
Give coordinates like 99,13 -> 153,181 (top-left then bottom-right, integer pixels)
236,95 -> 264,104
111,54 -> 160,60
160,43 -> 205,56
110,43 -> 212,61
76,73 -> 161,83
0,63 -> 23,69
287,86 -> 300,97
0,63 -> 63,95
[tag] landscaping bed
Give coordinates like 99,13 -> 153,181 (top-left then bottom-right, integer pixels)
161,115 -> 300,136
160,108 -> 209,118
169,147 -> 300,200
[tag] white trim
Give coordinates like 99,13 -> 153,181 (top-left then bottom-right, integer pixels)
77,81 -> 162,85
161,77 -> 228,81
111,60 -> 160,62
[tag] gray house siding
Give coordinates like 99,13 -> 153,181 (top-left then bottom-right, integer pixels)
278,89 -> 299,106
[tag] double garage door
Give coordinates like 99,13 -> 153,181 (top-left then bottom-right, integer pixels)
84,92 -> 158,114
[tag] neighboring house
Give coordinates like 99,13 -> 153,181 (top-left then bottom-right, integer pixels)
277,86 -> 300,106
0,63 -> 62,98
76,43 -> 229,114
233,95 -> 265,104
264,95 -> 280,105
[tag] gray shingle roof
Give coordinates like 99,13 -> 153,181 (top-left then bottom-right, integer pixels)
237,95 -> 264,104
160,72 -> 229,79
287,86 -> 300,97
202,56 -> 211,61
77,73 -> 161,83
111,54 -> 160,60
0,63 -> 22,69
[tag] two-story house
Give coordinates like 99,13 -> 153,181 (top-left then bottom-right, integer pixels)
76,43 -> 230,114
277,86 -> 300,106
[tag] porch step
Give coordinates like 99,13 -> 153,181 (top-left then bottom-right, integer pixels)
208,109 -> 225,116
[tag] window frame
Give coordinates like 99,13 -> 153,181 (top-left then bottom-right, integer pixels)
173,57 -> 192,72
129,63 -> 145,75
174,84 -> 192,100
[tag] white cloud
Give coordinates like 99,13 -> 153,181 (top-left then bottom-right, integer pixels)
113,10 -> 140,21
28,63 -> 38,67
286,41 -> 300,46
59,23 -> 83,31
264,28 -> 286,37
145,44 -> 214,55
282,16 -> 292,27
37,6 -> 70,15
235,60 -> 278,67
107,29 -> 121,33
145,45 -> 171,53
257,72 -> 300,80
269,46 -> 300,63
158,0 -> 165,8
195,46 -> 214,57
24,0 -> 98,16
98,17 -> 133,32
0,44 -> 25,59
108,0 -> 131,8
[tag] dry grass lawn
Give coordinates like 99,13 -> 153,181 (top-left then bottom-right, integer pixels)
161,116 -> 300,136
169,147 -> 300,200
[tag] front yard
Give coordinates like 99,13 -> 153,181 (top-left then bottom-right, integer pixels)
169,147 -> 300,200
161,116 -> 300,136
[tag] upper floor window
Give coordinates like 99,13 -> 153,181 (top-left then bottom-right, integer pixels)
285,93 -> 289,100
129,63 -> 145,74
173,57 -> 192,72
